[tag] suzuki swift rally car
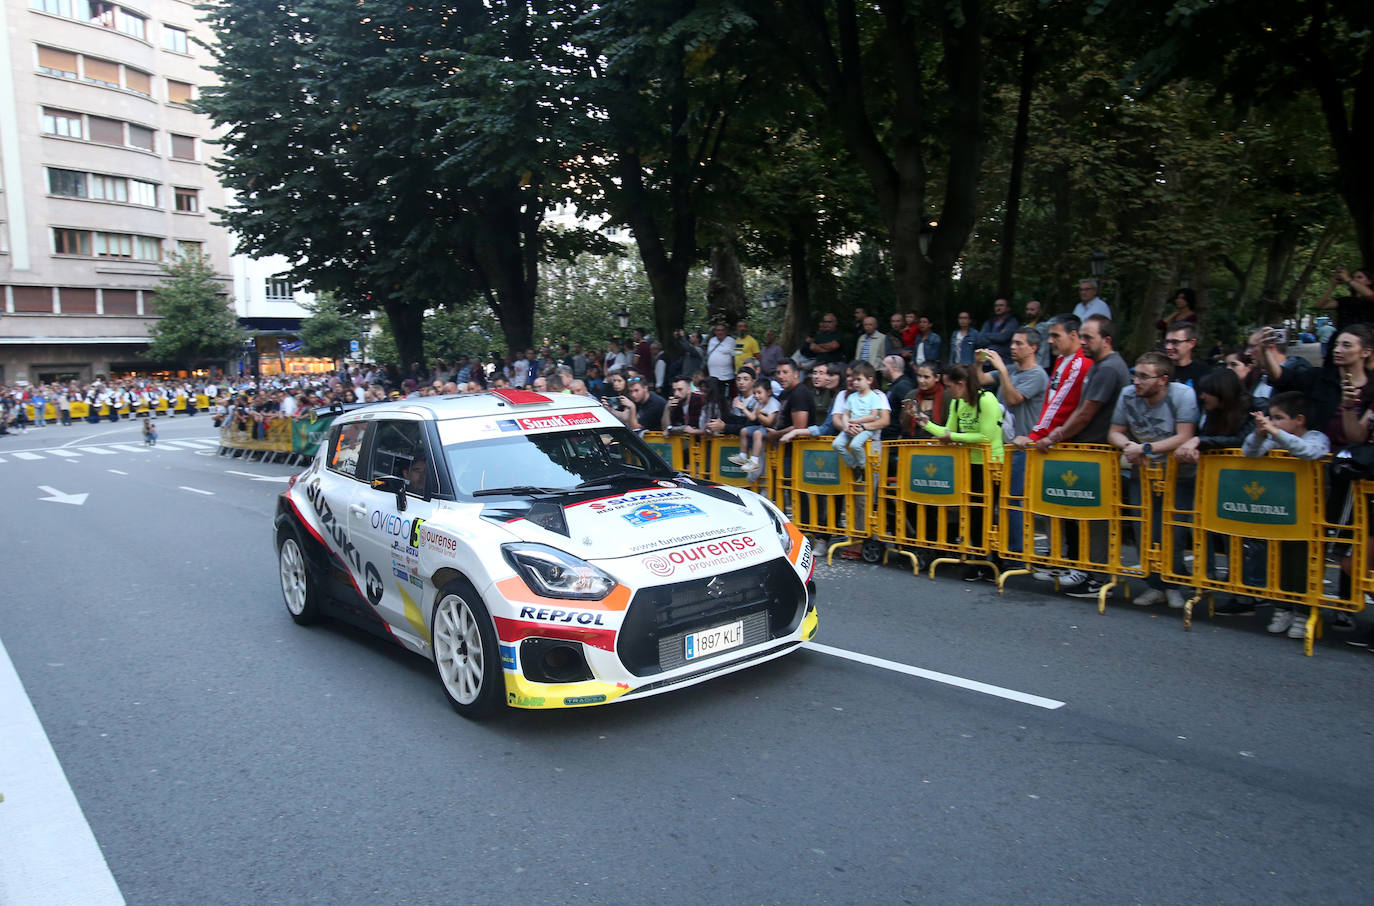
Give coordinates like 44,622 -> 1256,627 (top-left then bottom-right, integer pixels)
274,388 -> 817,718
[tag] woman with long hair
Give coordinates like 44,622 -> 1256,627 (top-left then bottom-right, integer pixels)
1174,368 -> 1252,463
912,363 -> 1004,579
900,362 -> 946,438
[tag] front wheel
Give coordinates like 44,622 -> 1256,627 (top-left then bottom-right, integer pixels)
430,579 -> 504,718
278,530 -> 320,625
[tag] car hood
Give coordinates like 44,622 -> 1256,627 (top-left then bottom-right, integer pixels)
485,479 -> 766,559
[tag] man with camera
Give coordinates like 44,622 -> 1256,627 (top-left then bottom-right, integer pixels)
606,376 -> 666,435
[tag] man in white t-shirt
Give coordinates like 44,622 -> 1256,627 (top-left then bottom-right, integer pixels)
1073,279 -> 1112,322
705,323 -> 736,381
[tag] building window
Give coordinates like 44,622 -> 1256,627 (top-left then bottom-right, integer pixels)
125,67 -> 151,97
177,240 -> 202,258
170,134 -> 196,161
36,46 -> 78,79
265,276 -> 295,301
90,173 -> 128,202
134,236 -> 162,260
162,25 -> 189,54
95,231 -> 133,258
116,8 -> 145,39
167,79 -> 192,106
174,187 -> 199,212
53,227 -> 91,255
41,108 -> 83,138
126,123 -> 155,151
87,115 -> 125,146
82,55 -> 121,88
88,1 -> 116,28
0,222 -> 8,254
48,168 -> 87,197
130,179 -> 157,207
31,0 -> 78,15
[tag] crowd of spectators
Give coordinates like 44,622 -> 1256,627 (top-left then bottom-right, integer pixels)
5,269 -> 1373,648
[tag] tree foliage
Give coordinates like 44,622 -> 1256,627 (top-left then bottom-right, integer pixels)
144,253 -> 246,368
299,293 -> 366,361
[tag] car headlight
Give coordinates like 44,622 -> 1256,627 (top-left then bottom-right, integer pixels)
759,497 -> 793,554
502,544 -> 615,600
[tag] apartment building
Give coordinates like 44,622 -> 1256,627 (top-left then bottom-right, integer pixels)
0,0 -> 321,383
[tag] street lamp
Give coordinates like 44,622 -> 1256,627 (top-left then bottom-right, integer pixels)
1089,250 -> 1108,280
616,307 -> 629,356
919,220 -> 938,258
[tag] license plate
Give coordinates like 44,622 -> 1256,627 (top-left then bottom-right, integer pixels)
684,620 -> 744,661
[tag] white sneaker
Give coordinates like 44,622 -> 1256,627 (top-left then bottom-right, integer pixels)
1267,609 -> 1294,634
1057,569 -> 1088,586
1032,568 -> 1066,582
1287,612 -> 1308,639
728,453 -> 750,466
745,456 -> 761,470
1165,589 -> 1185,609
1134,589 -> 1166,607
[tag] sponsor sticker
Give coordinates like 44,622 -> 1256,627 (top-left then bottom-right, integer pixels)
500,644 -> 517,670
584,489 -> 688,514
508,692 -> 546,707
518,606 -> 607,626
416,524 -> 460,557
516,412 -> 601,431
622,502 -> 703,526
640,534 -> 763,576
563,694 -> 607,706
1215,469 -> 1297,525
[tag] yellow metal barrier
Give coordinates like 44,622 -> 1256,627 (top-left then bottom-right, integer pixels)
995,444 -> 1146,613
871,440 -> 998,577
218,415 -> 295,454
769,437 -> 870,563
641,431 -> 695,475
1156,451 -> 1364,653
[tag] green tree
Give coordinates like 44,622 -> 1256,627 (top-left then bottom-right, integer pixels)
200,0 -> 588,362
299,294 -> 366,361
144,253 -> 246,369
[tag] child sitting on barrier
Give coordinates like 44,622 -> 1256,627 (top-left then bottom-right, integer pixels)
831,362 -> 890,476
731,379 -> 780,483
1240,392 -> 1329,637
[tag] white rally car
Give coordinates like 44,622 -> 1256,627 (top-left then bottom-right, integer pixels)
274,389 -> 817,717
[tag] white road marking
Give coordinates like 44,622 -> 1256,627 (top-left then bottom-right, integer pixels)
0,637 -> 126,905
225,470 -> 292,483
109,444 -> 150,454
12,452 -> 42,460
802,641 -> 1066,710
47,449 -> 80,458
179,486 -> 214,495
59,426 -> 130,447
107,470 -> 127,475
0,456 -> 6,463
78,447 -> 116,455
156,440 -> 204,449
176,439 -> 222,448
37,485 -> 89,506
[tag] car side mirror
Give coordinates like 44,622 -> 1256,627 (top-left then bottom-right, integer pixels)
372,475 -> 407,511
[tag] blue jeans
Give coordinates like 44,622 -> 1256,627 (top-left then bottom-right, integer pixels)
832,430 -> 873,469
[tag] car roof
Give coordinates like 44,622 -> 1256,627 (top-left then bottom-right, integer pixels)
333,389 -> 606,425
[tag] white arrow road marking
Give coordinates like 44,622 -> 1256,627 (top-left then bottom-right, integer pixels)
179,486 -> 214,495
225,470 -> 292,483
37,486 -> 88,506
0,638 -> 126,905
802,642 -> 1066,710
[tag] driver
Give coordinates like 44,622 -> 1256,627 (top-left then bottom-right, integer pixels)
404,452 -> 429,496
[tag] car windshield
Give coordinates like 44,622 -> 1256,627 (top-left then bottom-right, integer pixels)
444,427 -> 675,497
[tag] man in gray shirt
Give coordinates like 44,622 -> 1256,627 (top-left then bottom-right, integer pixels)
1032,315 -> 1131,597
978,329 -> 1047,436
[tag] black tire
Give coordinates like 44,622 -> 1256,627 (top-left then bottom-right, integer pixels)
861,538 -> 885,564
277,529 -> 321,625
430,578 -> 504,718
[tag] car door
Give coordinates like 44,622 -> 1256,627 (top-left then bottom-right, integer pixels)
348,417 -> 438,649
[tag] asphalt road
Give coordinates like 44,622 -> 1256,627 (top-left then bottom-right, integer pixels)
0,415 -> 1370,905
